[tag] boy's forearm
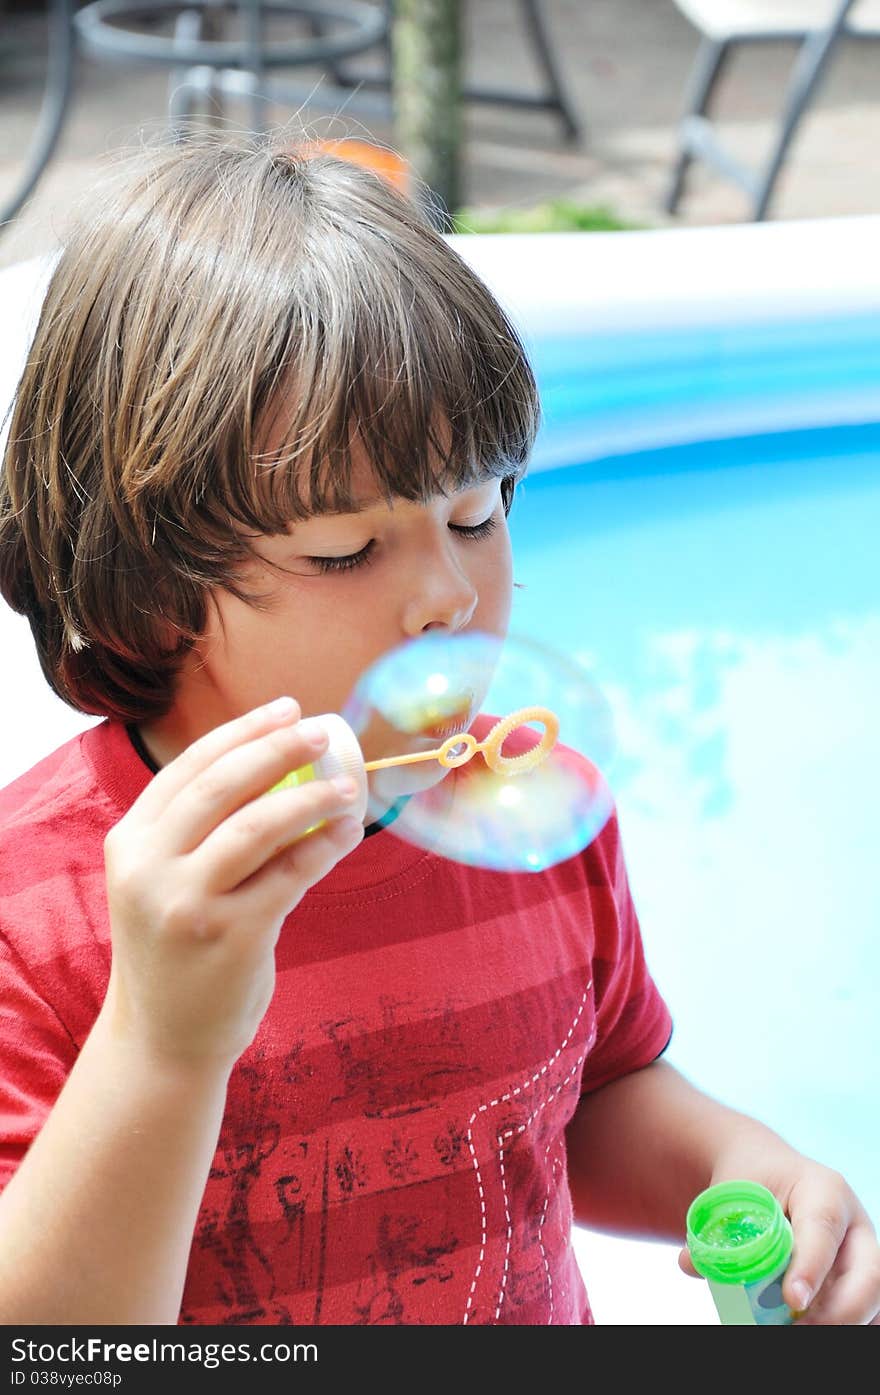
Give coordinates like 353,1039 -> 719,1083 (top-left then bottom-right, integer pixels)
0,1007 -> 231,1324
564,1059 -> 800,1241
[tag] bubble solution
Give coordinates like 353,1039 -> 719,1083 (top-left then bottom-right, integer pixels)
701,1211 -> 769,1249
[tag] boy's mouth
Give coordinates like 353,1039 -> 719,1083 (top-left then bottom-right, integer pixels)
417,704 -> 473,743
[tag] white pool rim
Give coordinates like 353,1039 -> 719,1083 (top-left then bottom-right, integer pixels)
3,216 -> 880,468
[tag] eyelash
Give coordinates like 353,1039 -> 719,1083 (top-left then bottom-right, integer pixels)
307,513 -> 499,575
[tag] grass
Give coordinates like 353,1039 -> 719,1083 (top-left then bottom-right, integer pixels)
451,198 -> 645,234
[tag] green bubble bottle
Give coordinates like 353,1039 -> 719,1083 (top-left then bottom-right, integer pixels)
686,1180 -> 794,1325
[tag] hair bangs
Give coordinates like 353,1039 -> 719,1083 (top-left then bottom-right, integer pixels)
240,171 -> 540,531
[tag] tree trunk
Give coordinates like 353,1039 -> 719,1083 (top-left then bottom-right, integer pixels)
391,0 -> 462,227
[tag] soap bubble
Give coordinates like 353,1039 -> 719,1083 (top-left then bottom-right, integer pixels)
342,630 -> 616,872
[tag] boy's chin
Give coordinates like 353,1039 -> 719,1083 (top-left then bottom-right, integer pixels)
366,756 -> 451,819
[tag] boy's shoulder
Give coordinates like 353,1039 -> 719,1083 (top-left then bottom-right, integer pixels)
0,728 -> 94,834
0,722 -> 122,1033
0,723 -> 120,904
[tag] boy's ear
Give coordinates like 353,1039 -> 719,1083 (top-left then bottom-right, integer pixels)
148,594 -> 188,654
157,621 -> 182,650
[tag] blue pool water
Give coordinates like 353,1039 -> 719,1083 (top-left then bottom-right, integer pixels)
507,421 -> 880,1228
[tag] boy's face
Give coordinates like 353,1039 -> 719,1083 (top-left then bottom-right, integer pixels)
138,436 -> 514,791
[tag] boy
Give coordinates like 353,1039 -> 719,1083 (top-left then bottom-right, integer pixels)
0,135 -> 877,1325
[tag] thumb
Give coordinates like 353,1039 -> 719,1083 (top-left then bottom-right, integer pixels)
678,1246 -> 700,1279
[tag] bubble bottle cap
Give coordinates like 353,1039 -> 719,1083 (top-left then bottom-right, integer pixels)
310,713 -> 369,823
270,713 -> 369,826
686,1180 -> 793,1286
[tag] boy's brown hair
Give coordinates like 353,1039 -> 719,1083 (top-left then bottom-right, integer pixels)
0,133 -> 539,724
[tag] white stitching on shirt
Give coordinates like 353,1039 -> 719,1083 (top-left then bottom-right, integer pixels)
539,1140 -> 565,1323
462,982 -> 592,1325
494,1031 -> 594,1321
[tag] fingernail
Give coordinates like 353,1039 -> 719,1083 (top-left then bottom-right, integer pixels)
266,696 -> 296,718
791,1279 -> 812,1311
332,776 -> 357,799
297,719 -> 328,747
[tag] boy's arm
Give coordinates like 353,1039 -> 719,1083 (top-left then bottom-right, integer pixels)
0,1004 -> 230,1325
0,699 -> 364,1326
565,1057 -> 880,1323
564,1057 -> 799,1240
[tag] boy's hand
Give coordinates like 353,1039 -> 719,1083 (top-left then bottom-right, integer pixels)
101,697 -> 363,1069
678,1158 -> 880,1324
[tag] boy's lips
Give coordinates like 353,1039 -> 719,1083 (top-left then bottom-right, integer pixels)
418,709 -> 472,742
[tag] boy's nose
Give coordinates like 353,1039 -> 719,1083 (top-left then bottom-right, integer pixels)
401,560 -> 478,637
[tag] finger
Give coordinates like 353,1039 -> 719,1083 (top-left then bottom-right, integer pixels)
231,811 -> 365,923
783,1176 -> 852,1316
193,772 -> 364,892
268,810 -> 365,896
792,1223 -> 880,1325
130,697 -> 302,822
677,1248 -> 700,1279
156,715 -> 332,855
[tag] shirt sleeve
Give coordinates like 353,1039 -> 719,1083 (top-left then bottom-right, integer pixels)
578,808 -> 673,1096
0,929 -> 77,1193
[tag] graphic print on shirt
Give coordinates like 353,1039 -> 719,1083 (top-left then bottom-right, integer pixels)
321,991 -> 483,1119
538,1140 -> 570,1322
183,1053 -> 290,1325
180,971 -> 595,1325
352,1211 -> 460,1324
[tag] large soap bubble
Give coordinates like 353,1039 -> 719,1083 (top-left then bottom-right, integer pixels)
341,629 -> 615,872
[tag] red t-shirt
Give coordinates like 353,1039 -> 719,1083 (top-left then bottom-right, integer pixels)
0,718 -> 672,1325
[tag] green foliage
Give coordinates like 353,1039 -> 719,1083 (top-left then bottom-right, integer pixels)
452,199 -> 644,233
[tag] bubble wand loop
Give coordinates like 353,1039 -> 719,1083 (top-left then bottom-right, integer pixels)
363,706 -> 559,777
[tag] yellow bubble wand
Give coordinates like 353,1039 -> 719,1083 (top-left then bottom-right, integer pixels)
363,706 -> 559,777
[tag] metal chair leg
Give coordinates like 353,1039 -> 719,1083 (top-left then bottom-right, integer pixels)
521,0 -> 581,141
241,0 -> 266,133
167,3 -> 227,138
302,1 -> 349,88
1,0 -> 76,228
753,0 -> 858,220
292,0 -> 578,140
665,36 -> 731,214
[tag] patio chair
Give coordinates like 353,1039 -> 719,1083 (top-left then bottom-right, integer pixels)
666,0 -> 880,220
0,0 -> 75,227
72,0 -> 581,140
3,2 -> 580,238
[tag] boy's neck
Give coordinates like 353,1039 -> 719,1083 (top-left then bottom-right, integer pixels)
133,721 -> 175,772
129,721 -> 407,838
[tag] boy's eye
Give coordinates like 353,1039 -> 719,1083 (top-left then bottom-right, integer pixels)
305,513 -> 498,575
450,513 -> 498,541
306,540 -> 376,575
